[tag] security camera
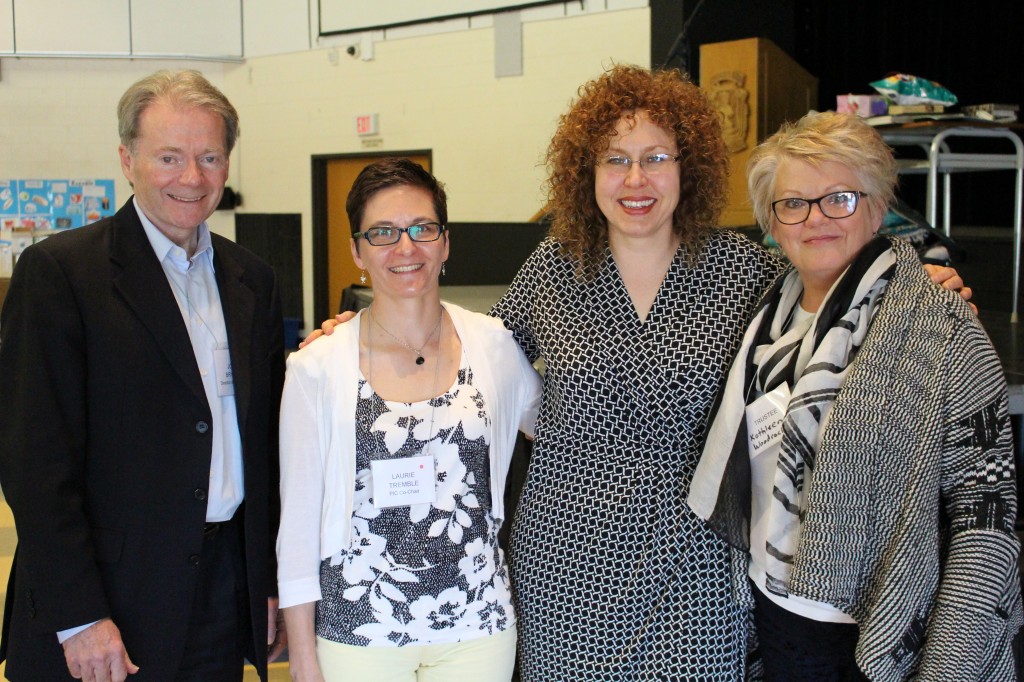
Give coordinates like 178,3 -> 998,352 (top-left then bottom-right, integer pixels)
346,45 -> 359,58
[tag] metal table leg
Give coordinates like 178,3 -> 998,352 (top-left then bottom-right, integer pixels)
926,128 -> 1024,322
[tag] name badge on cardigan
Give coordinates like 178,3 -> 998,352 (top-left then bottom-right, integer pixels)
746,383 -> 790,459
371,455 -> 437,508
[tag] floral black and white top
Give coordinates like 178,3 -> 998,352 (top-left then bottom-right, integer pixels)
316,361 -> 515,647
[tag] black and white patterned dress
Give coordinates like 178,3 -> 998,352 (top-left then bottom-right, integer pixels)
316,362 -> 515,647
491,232 -> 783,680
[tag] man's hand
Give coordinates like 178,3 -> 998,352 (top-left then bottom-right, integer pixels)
62,619 -> 138,682
298,311 -> 357,348
924,264 -> 977,314
267,597 -> 287,663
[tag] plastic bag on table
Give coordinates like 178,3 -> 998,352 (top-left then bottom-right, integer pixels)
870,73 -> 958,106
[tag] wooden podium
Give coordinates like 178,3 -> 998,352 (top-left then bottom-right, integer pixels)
700,38 -> 818,227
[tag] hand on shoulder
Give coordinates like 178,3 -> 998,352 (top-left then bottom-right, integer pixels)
924,263 -> 977,314
299,311 -> 357,348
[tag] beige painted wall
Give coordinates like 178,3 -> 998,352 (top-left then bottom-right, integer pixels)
0,7 -> 649,329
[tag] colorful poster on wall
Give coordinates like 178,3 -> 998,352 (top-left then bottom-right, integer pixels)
0,179 -> 116,272
0,179 -> 116,230
1,180 -> 24,232
0,180 -> 16,219
52,180 -> 117,228
49,180 -> 77,229
14,179 -> 54,230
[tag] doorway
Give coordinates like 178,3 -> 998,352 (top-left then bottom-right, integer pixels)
311,151 -> 432,322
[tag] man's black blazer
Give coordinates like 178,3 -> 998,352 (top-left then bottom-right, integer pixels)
0,198 -> 285,680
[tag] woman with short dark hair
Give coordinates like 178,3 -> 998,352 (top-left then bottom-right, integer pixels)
278,158 -> 541,681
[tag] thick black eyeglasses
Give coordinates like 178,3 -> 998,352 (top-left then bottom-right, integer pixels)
354,222 -> 446,246
771,191 -> 867,225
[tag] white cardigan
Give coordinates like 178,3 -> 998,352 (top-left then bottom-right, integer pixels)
276,302 -> 542,609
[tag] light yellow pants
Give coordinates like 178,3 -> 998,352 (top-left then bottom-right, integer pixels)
316,625 -> 517,682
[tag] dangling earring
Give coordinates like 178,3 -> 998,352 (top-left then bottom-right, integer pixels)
441,262 -> 446,277
360,270 -> 367,285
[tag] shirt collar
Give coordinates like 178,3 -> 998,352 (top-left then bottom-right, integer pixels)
134,197 -> 215,267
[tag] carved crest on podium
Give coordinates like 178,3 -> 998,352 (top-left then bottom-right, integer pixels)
708,70 -> 750,153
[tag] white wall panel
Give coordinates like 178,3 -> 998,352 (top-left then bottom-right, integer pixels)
0,1 -> 13,53
13,0 -> 129,55
319,0 -> 562,34
131,0 -> 242,57
243,0 -> 311,58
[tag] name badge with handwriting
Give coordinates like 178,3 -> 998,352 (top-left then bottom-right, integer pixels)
745,383 -> 791,459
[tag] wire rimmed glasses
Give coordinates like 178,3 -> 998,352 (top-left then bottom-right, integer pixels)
599,153 -> 681,175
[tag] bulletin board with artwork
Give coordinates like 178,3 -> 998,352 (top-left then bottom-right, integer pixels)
0,179 -> 116,277
0,179 -> 116,231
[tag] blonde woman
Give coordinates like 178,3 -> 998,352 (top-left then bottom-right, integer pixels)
690,111 -> 1022,681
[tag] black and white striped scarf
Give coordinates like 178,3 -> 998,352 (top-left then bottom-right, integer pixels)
690,236 -> 896,596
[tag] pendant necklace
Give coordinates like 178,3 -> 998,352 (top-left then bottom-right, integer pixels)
367,309 -> 445,450
369,306 -> 443,365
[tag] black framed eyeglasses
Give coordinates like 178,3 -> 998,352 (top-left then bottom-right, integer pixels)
354,221 -> 446,246
771,191 -> 867,225
599,153 -> 680,175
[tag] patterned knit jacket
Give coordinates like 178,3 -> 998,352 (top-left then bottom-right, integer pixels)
732,239 -> 1023,681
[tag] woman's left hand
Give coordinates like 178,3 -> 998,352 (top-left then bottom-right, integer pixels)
924,264 -> 977,314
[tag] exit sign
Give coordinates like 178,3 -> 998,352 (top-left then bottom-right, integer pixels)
355,114 -> 379,136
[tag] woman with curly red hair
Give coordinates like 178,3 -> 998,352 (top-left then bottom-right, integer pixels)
492,64 -> 784,680
542,64 -> 730,276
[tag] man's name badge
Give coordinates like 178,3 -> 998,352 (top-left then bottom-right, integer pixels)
746,383 -> 791,459
214,348 -> 235,397
371,455 -> 436,508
